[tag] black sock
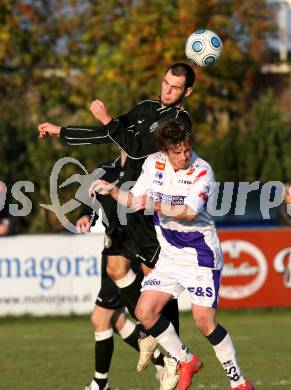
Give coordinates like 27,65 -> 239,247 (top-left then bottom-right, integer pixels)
94,378 -> 108,389
146,315 -> 170,337
206,323 -> 227,345
123,325 -> 140,351
161,299 -> 180,335
151,351 -> 165,367
94,333 -> 113,385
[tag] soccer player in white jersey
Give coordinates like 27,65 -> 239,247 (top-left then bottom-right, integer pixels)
89,119 -> 254,390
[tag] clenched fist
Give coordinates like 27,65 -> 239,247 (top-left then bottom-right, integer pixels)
89,100 -> 112,125
38,122 -> 61,138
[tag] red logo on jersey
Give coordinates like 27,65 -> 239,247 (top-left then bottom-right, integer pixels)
194,169 -> 207,182
155,161 -> 165,170
199,192 -> 208,201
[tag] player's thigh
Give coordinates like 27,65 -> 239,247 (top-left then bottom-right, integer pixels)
191,304 -> 217,335
91,305 -> 115,330
106,255 -> 130,280
141,262 -> 152,276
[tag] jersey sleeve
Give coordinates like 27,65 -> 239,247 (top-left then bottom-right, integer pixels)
183,166 -> 216,214
59,104 -> 140,146
60,124 -> 111,145
130,157 -> 153,196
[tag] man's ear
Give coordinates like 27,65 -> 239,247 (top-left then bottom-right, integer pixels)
184,87 -> 192,98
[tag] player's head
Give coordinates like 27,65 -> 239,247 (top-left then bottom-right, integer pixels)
154,119 -> 194,169
160,63 -> 195,107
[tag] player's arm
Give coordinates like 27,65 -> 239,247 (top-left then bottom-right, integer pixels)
89,156 -> 153,208
89,180 -> 134,208
38,100 -> 138,145
38,122 -> 111,144
75,198 -> 100,233
76,214 -> 91,233
153,202 -> 197,221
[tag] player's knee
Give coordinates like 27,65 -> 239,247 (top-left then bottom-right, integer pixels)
135,303 -> 155,327
91,310 -> 100,328
135,302 -> 149,323
91,307 -> 111,331
106,262 -> 128,281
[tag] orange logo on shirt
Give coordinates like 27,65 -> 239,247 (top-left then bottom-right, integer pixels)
155,161 -> 165,170
187,167 -> 196,176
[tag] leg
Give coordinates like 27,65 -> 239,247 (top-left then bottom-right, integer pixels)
112,307 -> 140,352
85,253 -> 125,390
107,255 -> 142,319
192,304 -> 253,389
89,305 -> 115,390
141,262 -> 180,334
136,290 -> 202,390
106,254 -> 130,282
112,305 -> 165,381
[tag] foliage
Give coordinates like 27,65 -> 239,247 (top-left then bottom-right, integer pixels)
239,89 -> 291,182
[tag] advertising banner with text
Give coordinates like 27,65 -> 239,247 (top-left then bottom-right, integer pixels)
0,234 -> 104,316
218,228 -> 291,308
0,229 -> 290,315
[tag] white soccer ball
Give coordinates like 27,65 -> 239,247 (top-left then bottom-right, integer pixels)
185,29 -> 223,67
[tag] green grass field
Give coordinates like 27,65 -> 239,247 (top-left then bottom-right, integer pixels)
0,309 -> 290,389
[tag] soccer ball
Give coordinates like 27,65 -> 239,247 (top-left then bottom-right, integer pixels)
185,29 -> 223,67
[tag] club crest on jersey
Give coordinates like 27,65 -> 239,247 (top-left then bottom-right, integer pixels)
153,171 -> 163,185
150,121 -> 158,132
155,161 -> 165,170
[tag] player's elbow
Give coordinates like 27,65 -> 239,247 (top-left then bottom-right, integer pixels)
183,213 -> 197,221
178,207 -> 197,221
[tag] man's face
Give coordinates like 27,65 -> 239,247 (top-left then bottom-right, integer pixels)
167,141 -> 192,170
160,70 -> 191,107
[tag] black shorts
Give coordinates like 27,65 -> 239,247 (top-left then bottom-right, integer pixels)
95,230 -> 142,309
95,253 -> 124,310
126,213 -> 160,269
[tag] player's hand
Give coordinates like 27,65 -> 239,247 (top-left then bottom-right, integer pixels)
38,122 -> 61,138
132,195 -> 154,212
89,100 -> 112,125
76,215 -> 91,233
89,179 -> 115,196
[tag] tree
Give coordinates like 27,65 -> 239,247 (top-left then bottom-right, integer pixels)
0,0 -> 282,232
239,90 -> 291,182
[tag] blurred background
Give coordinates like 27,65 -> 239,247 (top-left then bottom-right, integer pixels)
0,2 -> 290,389
0,0 -> 290,233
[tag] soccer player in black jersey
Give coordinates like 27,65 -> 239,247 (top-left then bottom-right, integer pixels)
38,62 -> 194,271
76,152 -> 165,390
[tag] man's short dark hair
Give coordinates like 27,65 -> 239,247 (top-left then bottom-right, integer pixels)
154,119 -> 194,153
166,63 -> 195,89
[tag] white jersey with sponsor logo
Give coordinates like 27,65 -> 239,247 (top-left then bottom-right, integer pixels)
131,151 -> 223,270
